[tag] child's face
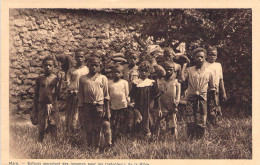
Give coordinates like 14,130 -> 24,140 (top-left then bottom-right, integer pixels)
88,62 -> 100,73
207,50 -> 217,63
164,54 -> 173,62
128,56 -> 138,66
139,69 -> 150,80
75,52 -> 85,64
43,60 -> 54,75
194,52 -> 206,65
112,68 -> 123,80
165,67 -> 174,77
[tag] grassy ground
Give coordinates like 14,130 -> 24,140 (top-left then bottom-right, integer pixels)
9,113 -> 252,159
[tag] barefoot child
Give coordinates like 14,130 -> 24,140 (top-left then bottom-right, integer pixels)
78,57 -> 112,152
108,64 -> 130,140
123,50 -> 139,91
180,48 -> 214,139
33,56 -> 62,142
163,47 -> 181,80
130,61 -> 161,137
205,46 -> 227,125
65,49 -> 89,134
157,61 -> 181,138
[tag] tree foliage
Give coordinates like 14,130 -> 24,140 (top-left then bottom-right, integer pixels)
132,9 -> 252,115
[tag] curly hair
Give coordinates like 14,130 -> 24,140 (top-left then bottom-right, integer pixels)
42,56 -> 55,66
75,49 -> 85,55
112,63 -> 124,72
193,47 -> 207,57
138,60 -> 152,73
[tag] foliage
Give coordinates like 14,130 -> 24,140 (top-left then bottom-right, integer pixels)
132,9 -> 252,115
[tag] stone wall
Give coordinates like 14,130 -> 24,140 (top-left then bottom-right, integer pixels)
9,9 -> 143,113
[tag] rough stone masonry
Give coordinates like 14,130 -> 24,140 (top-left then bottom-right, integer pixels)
9,9 -> 144,114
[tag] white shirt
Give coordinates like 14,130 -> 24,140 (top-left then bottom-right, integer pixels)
67,66 -> 89,91
108,79 -> 129,110
204,61 -> 223,91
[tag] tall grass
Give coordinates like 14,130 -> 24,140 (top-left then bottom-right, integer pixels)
9,114 -> 252,159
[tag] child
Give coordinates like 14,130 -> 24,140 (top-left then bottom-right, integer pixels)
65,49 -> 89,134
180,48 -> 214,139
108,64 -> 130,139
205,46 -> 227,125
123,50 -> 139,88
163,47 -> 182,80
33,56 -> 62,142
157,61 -> 181,138
130,61 -> 161,137
78,57 -> 111,152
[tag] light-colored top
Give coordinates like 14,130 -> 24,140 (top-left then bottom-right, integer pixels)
184,66 -> 214,100
204,61 -> 223,91
133,78 -> 155,87
157,76 -> 180,111
78,74 -> 110,106
67,66 -> 89,91
108,79 -> 129,110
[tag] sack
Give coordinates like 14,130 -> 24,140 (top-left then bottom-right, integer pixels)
30,110 -> 38,125
127,108 -> 142,128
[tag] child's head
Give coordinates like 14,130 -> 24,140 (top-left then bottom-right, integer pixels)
164,47 -> 175,62
193,48 -> 207,66
88,57 -> 101,74
207,46 -> 218,63
127,50 -> 139,67
155,55 -> 166,66
75,49 -> 85,65
162,61 -> 175,78
42,56 -> 55,75
112,64 -> 124,81
138,61 -> 152,80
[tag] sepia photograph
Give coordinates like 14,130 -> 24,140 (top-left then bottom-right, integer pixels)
7,7 -> 253,160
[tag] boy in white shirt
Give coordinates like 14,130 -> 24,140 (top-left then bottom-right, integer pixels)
205,46 -> 227,125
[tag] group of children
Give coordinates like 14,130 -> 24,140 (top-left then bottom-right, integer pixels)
32,45 -> 227,152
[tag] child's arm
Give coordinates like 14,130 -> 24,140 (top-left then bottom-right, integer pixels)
125,80 -> 130,105
103,76 -> 111,120
219,79 -> 227,102
175,82 -> 181,106
180,63 -> 188,82
219,64 -> 227,102
153,80 -> 162,116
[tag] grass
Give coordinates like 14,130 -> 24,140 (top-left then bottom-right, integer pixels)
9,113 -> 252,159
